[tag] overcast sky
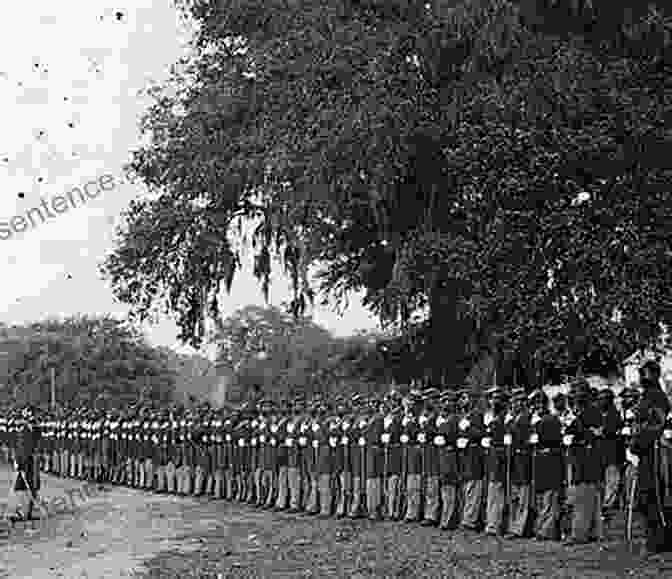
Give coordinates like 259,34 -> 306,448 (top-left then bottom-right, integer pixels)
0,1 -> 378,360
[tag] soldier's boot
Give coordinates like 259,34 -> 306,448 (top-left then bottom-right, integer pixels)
366,477 -> 382,520
422,476 -> 440,526
336,472 -> 351,518
184,466 -> 193,495
348,477 -> 363,518
146,460 -> 155,490
166,463 -> 176,493
484,481 -> 505,535
155,466 -> 165,492
318,474 -> 333,517
404,474 -> 422,522
224,469 -> 234,500
254,468 -> 263,506
213,470 -> 224,499
461,479 -> 485,531
263,471 -> 276,508
386,475 -> 400,520
193,466 -> 204,496
306,474 -> 319,515
288,467 -> 302,512
275,467 -> 289,510
237,471 -> 246,501
439,484 -> 458,530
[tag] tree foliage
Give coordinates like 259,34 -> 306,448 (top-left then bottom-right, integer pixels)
0,316 -> 177,409
102,0 -> 671,387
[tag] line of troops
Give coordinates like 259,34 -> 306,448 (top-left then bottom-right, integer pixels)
1,374 -> 671,548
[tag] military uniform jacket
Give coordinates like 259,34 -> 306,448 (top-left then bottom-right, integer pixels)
507,410 -> 532,486
401,413 -> 420,474
350,413 -> 368,477
285,416 -> 300,468
382,411 -> 402,475
419,412 -> 438,476
565,405 -> 602,484
533,411 -> 563,492
260,416 -> 275,471
458,409 -> 485,481
484,411 -> 507,484
337,413 -> 353,473
272,416 -> 288,467
599,404 -> 624,469
365,412 -> 385,478
631,386 -> 670,492
435,411 -> 459,484
316,416 -> 334,475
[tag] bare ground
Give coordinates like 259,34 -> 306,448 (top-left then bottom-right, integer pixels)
1,466 -> 670,579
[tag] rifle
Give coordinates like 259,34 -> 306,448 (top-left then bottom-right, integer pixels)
504,432 -> 512,529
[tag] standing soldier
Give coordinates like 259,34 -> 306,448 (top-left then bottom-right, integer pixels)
334,399 -> 353,518
382,392 -> 403,520
299,400 -> 316,513
223,409 -> 236,500
365,397 -> 385,521
11,406 -> 42,521
597,389 -> 623,520
273,401 -> 291,510
563,378 -> 604,545
193,406 -> 211,496
620,387 -> 639,520
530,389 -> 563,540
287,397 -> 304,513
458,390 -> 486,532
436,390 -> 460,530
316,401 -> 336,517
155,410 -> 170,492
257,400 -> 274,506
628,360 -> 672,556
505,388 -> 532,539
248,403 -> 262,505
348,395 -> 368,518
402,392 -> 422,523
421,390 -> 441,526
484,388 -> 509,536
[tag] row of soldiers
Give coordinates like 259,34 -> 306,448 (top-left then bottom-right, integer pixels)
1,361 -> 671,553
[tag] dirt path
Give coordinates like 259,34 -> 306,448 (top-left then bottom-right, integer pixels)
1,466 -> 671,578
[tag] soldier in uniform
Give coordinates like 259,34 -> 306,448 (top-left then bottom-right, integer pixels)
628,360 -> 672,555
458,390 -> 486,532
348,395 -> 368,518
193,405 -> 212,496
484,388 -> 509,536
420,389 -> 441,526
365,396 -> 385,521
401,392 -> 422,522
382,392 -> 403,520
317,401 -> 337,517
530,389 -> 563,540
273,401 -> 291,510
334,399 -> 353,518
435,390 -> 460,530
286,398 -> 304,513
11,406 -> 42,521
300,400 -> 318,514
563,378 -> 604,545
505,388 -> 532,538
597,388 -> 623,518
257,400 -> 275,507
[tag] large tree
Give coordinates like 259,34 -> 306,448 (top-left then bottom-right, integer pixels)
0,316 -> 177,408
102,0 -> 671,387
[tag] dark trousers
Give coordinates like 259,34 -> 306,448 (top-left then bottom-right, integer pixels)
638,490 -> 672,553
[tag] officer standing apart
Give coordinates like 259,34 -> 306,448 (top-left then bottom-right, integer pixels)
628,360 -> 671,556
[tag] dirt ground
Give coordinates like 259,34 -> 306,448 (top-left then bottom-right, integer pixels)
1,466 -> 671,579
